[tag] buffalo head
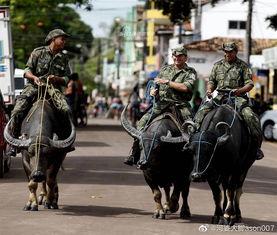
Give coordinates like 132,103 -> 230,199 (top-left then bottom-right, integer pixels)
190,122 -> 230,182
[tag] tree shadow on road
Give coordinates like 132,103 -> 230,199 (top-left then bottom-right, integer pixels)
76,124 -> 124,132
59,205 -> 151,217
75,141 -> 110,147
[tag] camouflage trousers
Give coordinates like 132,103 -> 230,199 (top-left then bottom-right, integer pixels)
10,84 -> 71,137
194,95 -> 262,144
137,101 -> 193,131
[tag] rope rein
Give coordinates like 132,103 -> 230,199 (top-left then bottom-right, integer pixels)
195,91 -> 238,175
140,94 -> 157,163
34,78 -> 50,172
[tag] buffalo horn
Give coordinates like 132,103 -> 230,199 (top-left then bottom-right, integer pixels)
4,119 -> 31,147
120,104 -> 141,139
49,120 -> 76,149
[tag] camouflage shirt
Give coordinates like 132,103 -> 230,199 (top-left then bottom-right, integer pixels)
24,46 -> 71,91
208,57 -> 254,90
156,64 -> 197,104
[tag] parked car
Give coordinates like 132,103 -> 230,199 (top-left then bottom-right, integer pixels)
260,110 -> 277,141
14,68 -> 27,98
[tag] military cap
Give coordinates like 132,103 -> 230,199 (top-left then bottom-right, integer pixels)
172,44 -> 187,56
45,29 -> 70,45
222,42 -> 238,52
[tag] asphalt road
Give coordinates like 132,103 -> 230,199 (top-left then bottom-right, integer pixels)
0,118 -> 276,235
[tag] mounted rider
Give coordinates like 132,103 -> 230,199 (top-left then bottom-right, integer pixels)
192,42 -> 263,160
7,29 -> 73,156
124,44 -> 197,167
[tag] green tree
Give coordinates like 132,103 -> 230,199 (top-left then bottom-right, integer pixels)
0,0 -> 93,68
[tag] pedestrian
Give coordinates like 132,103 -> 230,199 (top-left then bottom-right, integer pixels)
124,44 -> 197,167
7,29 -> 73,156
128,84 -> 141,126
193,42 -> 263,160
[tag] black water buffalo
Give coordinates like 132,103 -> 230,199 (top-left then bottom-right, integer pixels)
121,105 -> 193,219
4,99 -> 75,211
186,105 -> 256,225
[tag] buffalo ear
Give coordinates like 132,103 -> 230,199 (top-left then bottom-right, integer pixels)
216,122 -> 230,146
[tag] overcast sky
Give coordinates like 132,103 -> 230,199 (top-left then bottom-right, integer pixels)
76,0 -> 143,37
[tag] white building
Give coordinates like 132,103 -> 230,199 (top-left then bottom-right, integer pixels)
192,0 -> 277,41
167,0 -> 277,99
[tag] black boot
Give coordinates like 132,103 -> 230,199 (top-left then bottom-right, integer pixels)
253,136 -> 264,160
124,139 -> 140,166
256,148 -> 264,160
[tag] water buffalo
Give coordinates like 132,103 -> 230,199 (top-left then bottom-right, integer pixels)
186,105 -> 256,225
4,99 -> 75,211
121,105 -> 193,219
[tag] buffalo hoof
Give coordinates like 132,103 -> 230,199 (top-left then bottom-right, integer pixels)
211,215 -> 221,224
236,215 -> 242,223
223,217 -> 230,225
30,206 -> 38,211
158,214 -> 165,220
23,205 -> 31,211
180,211 -> 191,219
218,218 -> 225,225
164,208 -> 171,214
229,217 -> 237,226
152,213 -> 159,219
52,204 -> 59,209
44,202 -> 51,209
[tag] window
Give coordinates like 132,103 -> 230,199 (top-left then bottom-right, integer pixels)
228,21 -> 246,30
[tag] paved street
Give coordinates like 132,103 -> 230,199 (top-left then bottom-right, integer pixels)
0,117 -> 276,235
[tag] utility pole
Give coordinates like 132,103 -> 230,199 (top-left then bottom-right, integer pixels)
96,39 -> 102,93
116,27 -> 121,97
245,0 -> 253,64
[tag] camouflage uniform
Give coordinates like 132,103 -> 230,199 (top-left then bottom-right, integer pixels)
124,44 -> 198,166
10,29 -> 71,138
137,64 -> 197,130
194,45 -> 262,142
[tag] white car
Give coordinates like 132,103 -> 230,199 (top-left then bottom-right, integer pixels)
14,68 -> 27,97
260,110 -> 277,141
